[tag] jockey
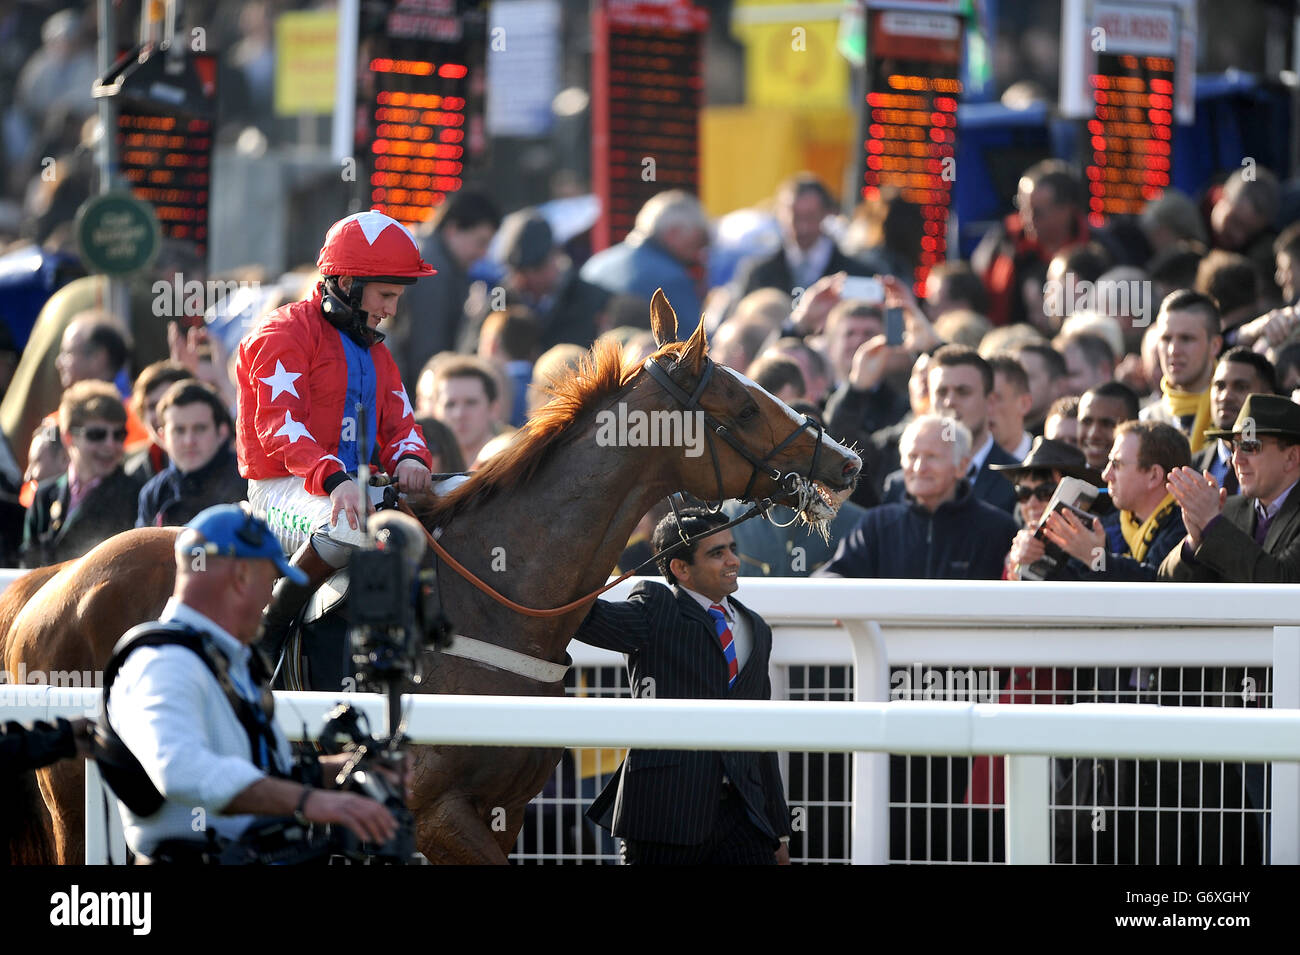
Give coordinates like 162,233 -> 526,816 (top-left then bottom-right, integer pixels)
236,211 -> 436,656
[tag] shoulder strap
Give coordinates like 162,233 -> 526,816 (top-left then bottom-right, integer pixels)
98,622 -> 286,817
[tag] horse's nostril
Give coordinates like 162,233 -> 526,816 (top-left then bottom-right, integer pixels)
843,459 -> 861,477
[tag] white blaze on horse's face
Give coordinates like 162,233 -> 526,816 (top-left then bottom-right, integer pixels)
718,366 -> 861,523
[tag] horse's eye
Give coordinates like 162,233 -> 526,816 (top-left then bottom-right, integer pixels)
739,405 -> 758,422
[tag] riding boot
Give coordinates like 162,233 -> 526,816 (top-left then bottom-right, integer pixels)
257,541 -> 339,663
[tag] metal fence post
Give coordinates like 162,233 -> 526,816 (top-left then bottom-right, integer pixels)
84,759 -> 125,865
1272,626 -> 1300,864
1004,754 -> 1051,864
846,619 -> 889,865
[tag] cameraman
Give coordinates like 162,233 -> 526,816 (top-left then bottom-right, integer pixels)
101,504 -> 400,863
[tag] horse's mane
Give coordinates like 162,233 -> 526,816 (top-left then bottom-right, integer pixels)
412,337 -> 688,525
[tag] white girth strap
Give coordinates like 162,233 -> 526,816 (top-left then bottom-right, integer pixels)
440,634 -> 570,683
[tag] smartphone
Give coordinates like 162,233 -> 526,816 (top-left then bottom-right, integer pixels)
840,276 -> 884,304
885,306 -> 905,347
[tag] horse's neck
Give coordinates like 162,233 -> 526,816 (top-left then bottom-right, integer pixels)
438,425 -> 674,661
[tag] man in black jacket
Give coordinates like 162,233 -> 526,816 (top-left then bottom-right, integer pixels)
21,380 -> 143,567
574,508 -> 792,865
733,174 -> 871,297
137,381 -> 247,527
817,414 -> 1017,579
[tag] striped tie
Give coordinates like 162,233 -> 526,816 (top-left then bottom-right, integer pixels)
707,603 -> 738,687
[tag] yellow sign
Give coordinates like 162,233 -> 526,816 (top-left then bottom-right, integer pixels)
732,2 -> 849,109
274,10 -> 339,116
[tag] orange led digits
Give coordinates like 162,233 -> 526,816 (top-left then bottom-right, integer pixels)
1085,52 -> 1175,225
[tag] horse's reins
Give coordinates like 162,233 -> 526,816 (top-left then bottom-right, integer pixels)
397,354 -> 828,619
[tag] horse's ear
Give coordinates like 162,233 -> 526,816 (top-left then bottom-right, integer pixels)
650,288 -> 677,345
679,312 -> 709,376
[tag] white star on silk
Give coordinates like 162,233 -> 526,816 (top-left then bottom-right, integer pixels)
389,426 -> 425,449
393,388 -> 413,418
259,360 -> 302,401
275,410 -> 316,445
339,210 -> 418,247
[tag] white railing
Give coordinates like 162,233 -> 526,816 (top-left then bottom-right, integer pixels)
2,576 -> 1297,864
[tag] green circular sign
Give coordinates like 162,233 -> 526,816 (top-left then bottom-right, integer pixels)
75,192 -> 161,275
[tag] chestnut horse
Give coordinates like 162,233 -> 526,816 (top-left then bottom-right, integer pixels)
2,291 -> 861,864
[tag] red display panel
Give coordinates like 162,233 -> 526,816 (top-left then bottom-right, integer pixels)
591,0 -> 707,251
357,0 -> 485,228
864,10 -> 962,297
116,110 -> 212,254
1085,53 -> 1174,228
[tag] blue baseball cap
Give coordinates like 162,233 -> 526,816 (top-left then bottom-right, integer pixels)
176,504 -> 308,584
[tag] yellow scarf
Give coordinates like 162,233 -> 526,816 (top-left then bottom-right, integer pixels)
1120,493 -> 1178,563
1160,377 -> 1213,453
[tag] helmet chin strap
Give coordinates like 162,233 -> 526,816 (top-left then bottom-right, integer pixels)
322,276 -> 384,347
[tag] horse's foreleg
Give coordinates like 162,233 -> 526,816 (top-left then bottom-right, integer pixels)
36,762 -> 85,865
414,797 -> 511,864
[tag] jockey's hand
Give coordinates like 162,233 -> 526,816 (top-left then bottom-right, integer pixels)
394,458 -> 432,494
330,480 -> 367,532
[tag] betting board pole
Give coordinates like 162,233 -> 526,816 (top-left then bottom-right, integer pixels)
95,0 -> 130,330
1060,0 -> 1196,227
860,0 -> 966,299
333,0 -> 361,166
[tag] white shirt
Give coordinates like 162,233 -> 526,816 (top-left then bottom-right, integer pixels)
107,598 -> 293,856
1009,431 -> 1033,462
682,587 -> 753,673
783,235 -> 833,291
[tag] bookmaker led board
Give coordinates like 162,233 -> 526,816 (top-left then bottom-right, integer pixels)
1061,0 -> 1195,227
357,0 -> 486,227
863,7 -> 963,296
116,108 -> 213,256
591,0 -> 708,251
103,51 -> 218,260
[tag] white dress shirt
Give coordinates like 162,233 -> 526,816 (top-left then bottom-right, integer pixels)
783,235 -> 833,291
682,587 -> 753,672
107,597 -> 293,856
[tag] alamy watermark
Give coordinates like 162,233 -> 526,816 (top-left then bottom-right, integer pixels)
152,271 -> 261,318
1,665 -> 103,714
1043,272 -> 1154,327
594,403 -> 705,457
891,664 -> 1002,702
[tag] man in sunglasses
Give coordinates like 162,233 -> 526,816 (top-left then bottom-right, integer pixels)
20,380 -> 143,567
1160,393 -> 1300,583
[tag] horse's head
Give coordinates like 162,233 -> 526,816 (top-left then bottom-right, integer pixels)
637,289 -> 861,526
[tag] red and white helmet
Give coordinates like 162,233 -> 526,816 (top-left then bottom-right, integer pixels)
316,211 -> 436,282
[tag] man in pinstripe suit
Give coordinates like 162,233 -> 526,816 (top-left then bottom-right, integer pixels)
576,509 -> 793,865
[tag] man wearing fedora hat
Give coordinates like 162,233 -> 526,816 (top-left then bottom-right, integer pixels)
1159,393 -> 1300,583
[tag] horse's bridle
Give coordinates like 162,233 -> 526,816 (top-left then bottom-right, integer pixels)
642,354 -> 825,507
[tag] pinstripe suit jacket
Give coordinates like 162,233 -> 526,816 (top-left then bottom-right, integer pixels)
575,580 -> 792,846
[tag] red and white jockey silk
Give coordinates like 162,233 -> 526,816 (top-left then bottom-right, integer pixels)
235,286 -> 432,495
